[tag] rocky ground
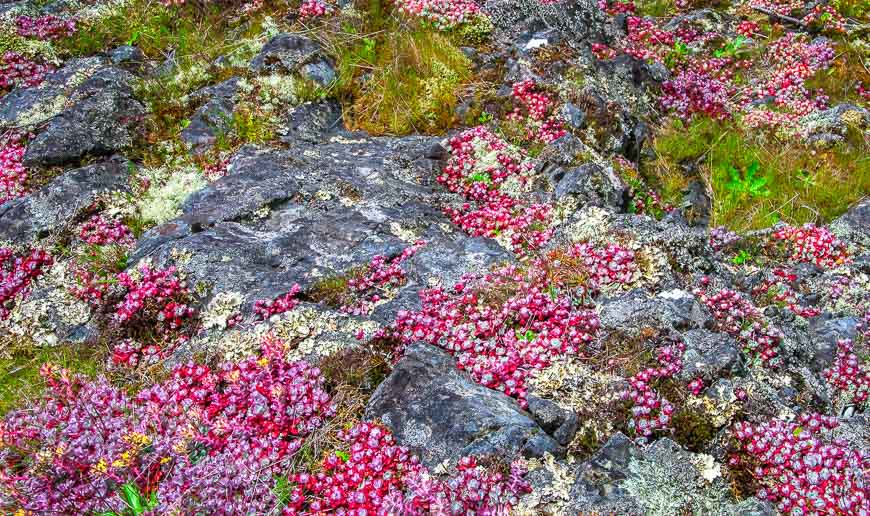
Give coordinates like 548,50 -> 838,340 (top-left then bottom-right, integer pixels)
0,0 -> 868,514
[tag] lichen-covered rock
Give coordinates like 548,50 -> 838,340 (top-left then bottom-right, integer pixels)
365,343 -> 564,469
678,329 -> 744,382
0,57 -> 108,130
598,289 -> 710,337
179,78 -> 241,152
130,137 -> 510,315
0,156 -> 130,244
249,33 -> 335,86
278,100 -> 344,144
21,67 -> 144,167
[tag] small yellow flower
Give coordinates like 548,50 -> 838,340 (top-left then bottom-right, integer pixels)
257,357 -> 269,368
93,459 -> 108,474
160,456 -> 171,464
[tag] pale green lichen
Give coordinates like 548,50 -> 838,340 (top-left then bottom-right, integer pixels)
199,304 -> 379,363
0,260 -> 91,347
201,291 -> 244,331
137,166 -> 207,225
622,440 -> 761,516
515,453 -> 576,515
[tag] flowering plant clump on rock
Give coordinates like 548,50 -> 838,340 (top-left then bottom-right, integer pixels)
823,339 -> 869,411
732,414 -> 870,515
772,223 -> 850,268
254,283 -> 302,320
114,264 -> 195,331
695,283 -> 783,367
0,53 -> 53,92
0,132 -> 29,204
0,248 -> 53,319
341,240 -> 425,315
440,126 -> 553,255
394,0 -> 483,29
289,422 -> 530,514
381,263 -> 600,406
507,80 -> 566,143
623,338 -> 684,437
14,15 -> 77,41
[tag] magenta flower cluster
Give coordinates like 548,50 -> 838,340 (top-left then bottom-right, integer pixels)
440,126 -> 553,255
382,264 -> 600,406
394,0 -> 482,29
0,342 -> 336,514
508,80 -> 566,143
298,0 -> 330,18
568,242 -> 639,290
15,15 -> 77,40
660,69 -> 733,120
733,414 -> 869,515
694,284 -> 783,367
114,264 -> 195,330
0,131 -> 29,204
709,226 -> 740,251
0,52 -> 53,91
751,268 -> 821,318
772,223 -> 849,268
78,214 -> 135,246
342,240 -> 425,315
0,247 -> 52,319
823,339 -> 868,409
288,422 -> 530,514
253,283 -> 302,320
623,339 -> 684,436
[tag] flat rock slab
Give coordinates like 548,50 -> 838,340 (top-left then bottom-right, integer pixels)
365,343 -> 564,469
131,137 -> 512,312
0,156 -> 131,245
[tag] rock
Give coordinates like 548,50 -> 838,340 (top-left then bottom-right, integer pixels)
129,137 -> 511,316
801,104 -> 869,148
179,78 -> 241,152
365,343 -> 564,468
181,97 -> 235,152
598,289 -> 709,337
249,33 -> 336,86
567,432 -> 643,515
678,328 -> 743,382
0,157 -> 131,244
808,316 -> 859,372
551,163 -> 627,210
22,67 -> 144,167
526,394 -> 578,446
485,0 -> 615,44
278,100 -> 344,144
831,197 -> 870,247
0,57 -> 108,130
561,102 -> 586,129
109,45 -> 146,72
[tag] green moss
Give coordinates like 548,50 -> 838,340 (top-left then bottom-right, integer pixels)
305,274 -> 353,308
326,24 -> 472,135
646,117 -> 870,231
0,342 -> 103,415
671,408 -> 718,453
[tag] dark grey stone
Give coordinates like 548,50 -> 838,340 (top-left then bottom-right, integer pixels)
22,67 -> 144,167
0,157 -> 131,244
365,343 -> 564,468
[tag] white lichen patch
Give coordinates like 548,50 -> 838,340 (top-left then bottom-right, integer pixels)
202,304 -> 379,363
389,222 -> 421,243
0,260 -> 91,347
138,166 -> 207,225
515,453 -> 575,515
562,206 -> 613,244
201,291 -> 244,331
